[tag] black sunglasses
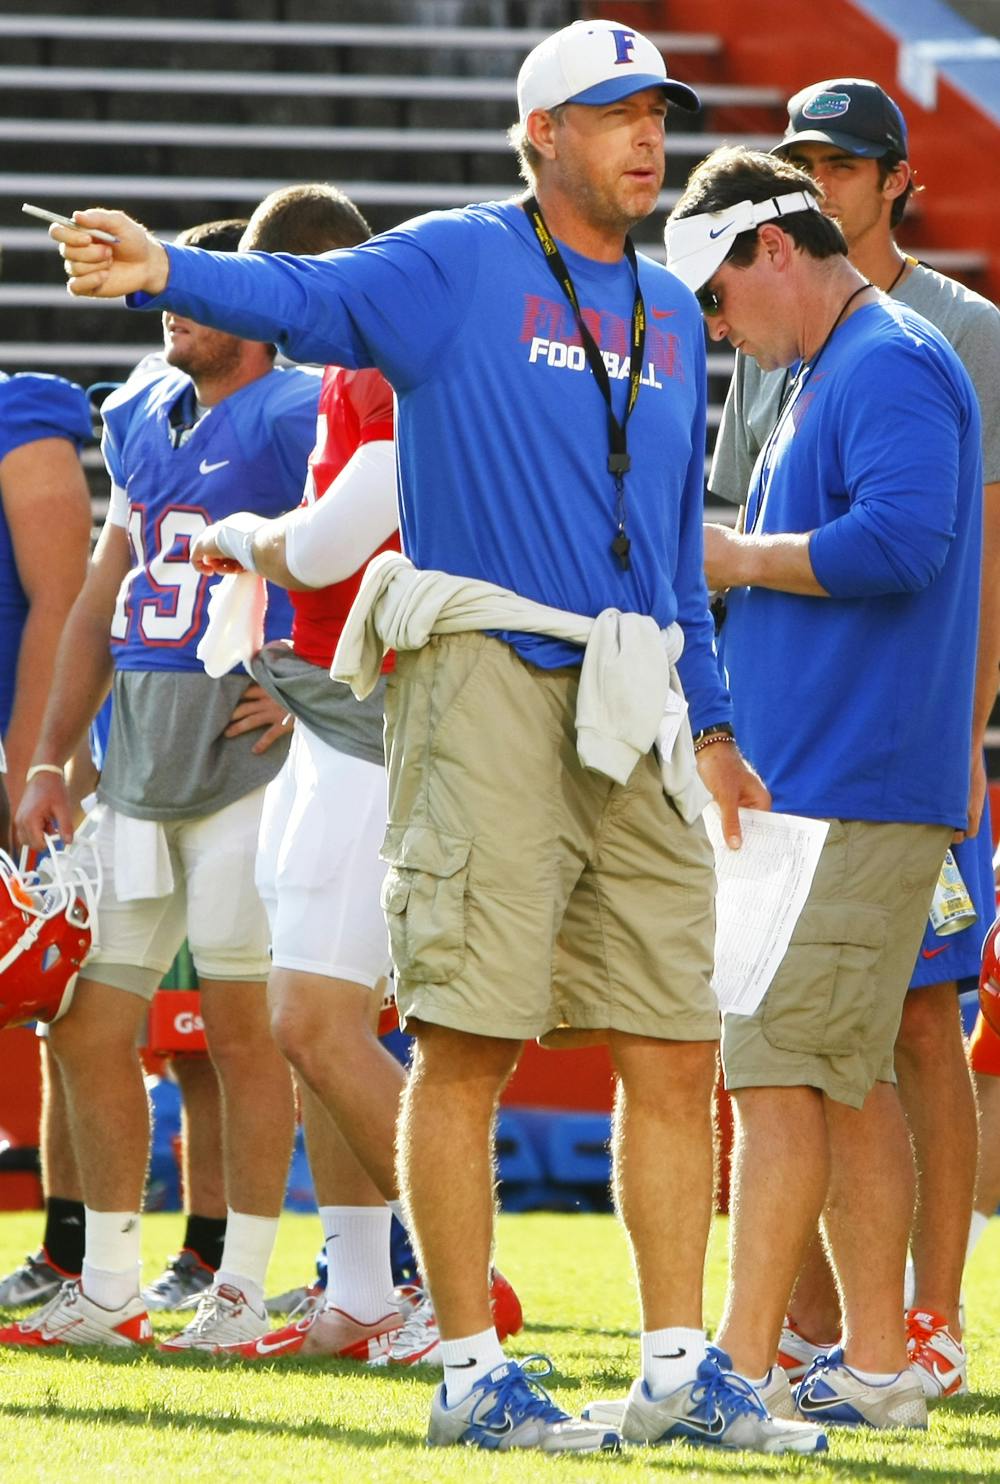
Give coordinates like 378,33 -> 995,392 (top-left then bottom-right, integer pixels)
695,284 -> 723,316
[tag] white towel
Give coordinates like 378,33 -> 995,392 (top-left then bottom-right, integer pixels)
331,552 -> 710,824
111,809 -> 174,902
197,571 -> 267,679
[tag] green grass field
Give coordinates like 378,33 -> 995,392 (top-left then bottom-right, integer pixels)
0,1209 -> 996,1481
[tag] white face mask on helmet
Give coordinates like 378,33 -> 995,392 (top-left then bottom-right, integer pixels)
0,831 -> 101,1030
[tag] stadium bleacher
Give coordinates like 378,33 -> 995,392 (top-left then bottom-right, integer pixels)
1,1 -> 991,521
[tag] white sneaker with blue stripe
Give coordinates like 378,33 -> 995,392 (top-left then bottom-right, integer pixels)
794,1347 -> 928,1429
584,1359 -> 799,1428
614,1349 -> 828,1453
426,1355 -> 621,1453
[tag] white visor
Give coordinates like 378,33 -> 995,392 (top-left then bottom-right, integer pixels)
665,191 -> 821,292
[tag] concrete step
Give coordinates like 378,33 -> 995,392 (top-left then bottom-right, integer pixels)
0,64 -> 778,108
0,117 -> 774,158
0,15 -> 722,54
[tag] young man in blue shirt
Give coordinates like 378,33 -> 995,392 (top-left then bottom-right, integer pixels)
6,221 -> 319,1355
709,79 -> 1000,1404
664,144 -> 982,1430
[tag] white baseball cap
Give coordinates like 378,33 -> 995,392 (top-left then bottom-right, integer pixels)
517,19 -> 699,123
665,191 -> 821,291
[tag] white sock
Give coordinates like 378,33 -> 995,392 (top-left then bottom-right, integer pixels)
641,1327 -> 708,1399
741,1371 -> 770,1391
214,1208 -> 279,1311
967,1209 -> 990,1262
81,1208 -> 141,1309
441,1327 -> 507,1406
81,1263 -> 141,1311
319,1204 -> 394,1322
848,1367 -> 900,1385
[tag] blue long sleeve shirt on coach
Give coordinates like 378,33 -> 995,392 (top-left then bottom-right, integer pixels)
130,201 -> 730,733
722,301 -> 982,830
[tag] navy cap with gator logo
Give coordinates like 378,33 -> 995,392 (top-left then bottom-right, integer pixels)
776,78 -> 908,159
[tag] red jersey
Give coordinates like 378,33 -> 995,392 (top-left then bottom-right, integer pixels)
291,365 -> 399,670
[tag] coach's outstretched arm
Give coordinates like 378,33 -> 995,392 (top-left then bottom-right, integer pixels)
53,210 -> 169,298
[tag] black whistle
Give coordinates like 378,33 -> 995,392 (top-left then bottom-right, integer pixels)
611,530 -> 631,571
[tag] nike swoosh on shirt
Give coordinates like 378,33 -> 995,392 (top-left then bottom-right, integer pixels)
199,458 -> 230,475
650,307 -> 677,319
922,945 -> 949,960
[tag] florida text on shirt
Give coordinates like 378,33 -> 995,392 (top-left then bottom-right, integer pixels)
520,293 -> 686,390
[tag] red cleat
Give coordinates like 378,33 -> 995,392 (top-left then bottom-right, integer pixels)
0,1281 -> 152,1348
219,1302 -> 402,1362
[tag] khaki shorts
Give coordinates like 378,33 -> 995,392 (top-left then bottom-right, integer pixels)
722,818 -> 951,1109
84,788 -> 272,1001
380,632 -> 719,1042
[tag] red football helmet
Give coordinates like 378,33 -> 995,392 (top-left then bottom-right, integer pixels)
0,836 -> 101,1030
979,912 -> 1000,1038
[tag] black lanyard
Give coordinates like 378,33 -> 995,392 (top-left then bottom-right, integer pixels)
525,195 -> 646,571
746,280 -> 872,534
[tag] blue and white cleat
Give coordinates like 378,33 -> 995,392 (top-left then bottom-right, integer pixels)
615,1349 -> 827,1453
794,1347 -> 928,1429
426,1355 -> 621,1453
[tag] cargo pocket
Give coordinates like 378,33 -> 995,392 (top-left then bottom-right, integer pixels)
762,903 -> 888,1057
379,824 -> 472,983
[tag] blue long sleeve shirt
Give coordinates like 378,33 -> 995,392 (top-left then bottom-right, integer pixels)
724,301 -> 982,826
131,201 -> 730,732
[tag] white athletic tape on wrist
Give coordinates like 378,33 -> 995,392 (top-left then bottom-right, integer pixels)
212,514 -> 264,574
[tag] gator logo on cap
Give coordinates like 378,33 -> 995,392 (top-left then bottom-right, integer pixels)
802,91 -> 851,120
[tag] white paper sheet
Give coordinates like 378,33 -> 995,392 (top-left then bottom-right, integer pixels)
704,805 -> 829,1017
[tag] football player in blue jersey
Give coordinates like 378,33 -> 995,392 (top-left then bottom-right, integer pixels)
4,218 -> 321,1353
0,368 -> 92,1306
0,371 -> 91,804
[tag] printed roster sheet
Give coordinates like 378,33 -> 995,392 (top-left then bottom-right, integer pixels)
703,805 -> 829,1017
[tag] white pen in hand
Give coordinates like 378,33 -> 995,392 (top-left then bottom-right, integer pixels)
21,203 -> 120,245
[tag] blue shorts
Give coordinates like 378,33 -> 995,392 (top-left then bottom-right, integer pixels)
908,796 -> 995,991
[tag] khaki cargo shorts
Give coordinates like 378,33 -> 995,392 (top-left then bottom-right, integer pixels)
722,818 -> 951,1109
380,632 -> 720,1043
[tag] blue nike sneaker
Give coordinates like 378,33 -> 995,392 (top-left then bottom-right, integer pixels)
794,1347 -> 927,1428
426,1354 -> 621,1453
618,1348 -> 828,1453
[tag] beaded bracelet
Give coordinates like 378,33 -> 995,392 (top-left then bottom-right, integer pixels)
692,723 -> 737,755
693,733 -> 738,755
